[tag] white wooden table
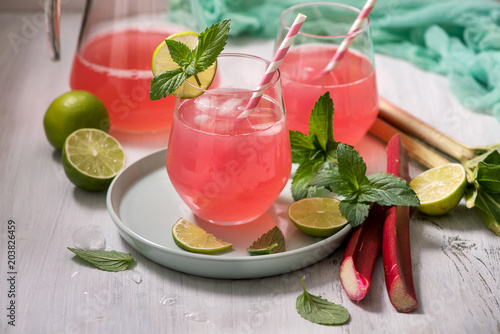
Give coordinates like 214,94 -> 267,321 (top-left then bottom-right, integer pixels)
1,10 -> 499,334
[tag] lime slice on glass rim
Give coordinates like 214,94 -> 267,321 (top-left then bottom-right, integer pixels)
151,31 -> 217,99
410,163 -> 467,216
288,197 -> 349,237
172,218 -> 233,254
62,128 -> 126,191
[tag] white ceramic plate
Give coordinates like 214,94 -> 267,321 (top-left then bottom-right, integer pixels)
106,148 -> 351,279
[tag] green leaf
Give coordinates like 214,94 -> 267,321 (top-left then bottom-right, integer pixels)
291,158 -> 325,201
150,68 -> 188,100
310,168 -> 351,196
476,161 -> 500,193
68,248 -> 134,272
473,190 -> 500,236
308,92 -> 334,151
296,277 -> 350,326
339,197 -> 371,227
194,20 -> 230,72
289,130 -> 317,164
367,173 -> 420,207
336,144 -> 369,191
165,39 -> 192,67
247,226 -> 285,255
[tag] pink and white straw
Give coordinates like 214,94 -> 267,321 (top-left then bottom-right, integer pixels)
320,0 -> 377,75
236,13 -> 307,119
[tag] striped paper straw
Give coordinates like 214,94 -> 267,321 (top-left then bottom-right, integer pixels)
319,0 -> 377,76
235,13 -> 307,120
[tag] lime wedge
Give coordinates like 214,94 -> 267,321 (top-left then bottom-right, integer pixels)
288,198 -> 348,237
152,31 -> 217,99
172,218 -> 232,254
62,129 -> 126,191
410,163 -> 467,215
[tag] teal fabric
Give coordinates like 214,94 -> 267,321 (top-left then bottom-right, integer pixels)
169,0 -> 500,121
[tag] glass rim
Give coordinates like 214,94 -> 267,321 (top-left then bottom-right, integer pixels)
183,52 -> 281,95
279,2 -> 370,40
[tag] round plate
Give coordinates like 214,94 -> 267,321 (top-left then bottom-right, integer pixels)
106,148 -> 351,279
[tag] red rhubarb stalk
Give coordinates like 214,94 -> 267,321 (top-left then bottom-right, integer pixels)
339,204 -> 386,301
383,134 -> 418,312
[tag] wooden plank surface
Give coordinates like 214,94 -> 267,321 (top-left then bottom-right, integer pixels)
1,10 -> 499,334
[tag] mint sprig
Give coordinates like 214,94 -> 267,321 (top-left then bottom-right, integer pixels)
290,92 -> 419,227
296,277 -> 350,326
68,248 -> 134,272
149,20 -> 230,100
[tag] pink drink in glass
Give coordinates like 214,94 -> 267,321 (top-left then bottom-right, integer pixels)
280,44 -> 378,145
70,28 -> 182,132
166,92 -> 292,225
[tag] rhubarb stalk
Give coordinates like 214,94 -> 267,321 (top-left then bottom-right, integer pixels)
383,134 -> 418,312
339,204 -> 386,301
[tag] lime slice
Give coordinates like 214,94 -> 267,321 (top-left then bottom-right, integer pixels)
288,198 -> 348,237
410,163 -> 467,216
152,31 -> 217,99
172,218 -> 233,254
62,129 -> 126,191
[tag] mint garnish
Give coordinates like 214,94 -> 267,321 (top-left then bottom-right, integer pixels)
290,92 -> 419,227
296,277 -> 350,325
149,20 -> 230,100
68,248 -> 134,272
247,226 -> 285,255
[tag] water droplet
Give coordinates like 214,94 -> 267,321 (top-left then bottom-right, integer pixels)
72,225 -> 106,250
159,294 -> 178,305
184,310 -> 209,322
71,271 -> 79,278
129,270 -> 142,284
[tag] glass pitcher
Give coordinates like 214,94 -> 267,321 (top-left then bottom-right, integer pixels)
45,0 -> 194,133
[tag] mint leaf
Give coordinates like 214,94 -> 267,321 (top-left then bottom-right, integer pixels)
339,196 -> 372,227
292,158 -> 325,201
194,20 -> 230,71
165,39 -> 193,67
68,248 -> 134,272
247,226 -> 285,255
296,277 -> 350,325
289,130 -> 317,164
149,20 -> 230,100
367,173 -> 421,206
309,92 -> 334,151
150,68 -> 188,100
336,144 -> 369,190
310,168 -> 351,196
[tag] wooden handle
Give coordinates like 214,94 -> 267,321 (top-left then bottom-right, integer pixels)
369,117 -> 451,170
378,98 -> 477,161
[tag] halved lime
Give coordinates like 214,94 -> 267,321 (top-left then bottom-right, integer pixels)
410,163 -> 467,215
172,218 -> 233,254
62,129 -> 126,191
152,31 -> 217,99
288,197 -> 348,237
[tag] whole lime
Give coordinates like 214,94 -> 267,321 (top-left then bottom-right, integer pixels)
43,90 -> 110,150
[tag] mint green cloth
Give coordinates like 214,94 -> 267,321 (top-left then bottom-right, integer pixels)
170,0 -> 500,121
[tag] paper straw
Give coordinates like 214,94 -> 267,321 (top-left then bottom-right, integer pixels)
319,0 -> 377,76
235,13 -> 307,120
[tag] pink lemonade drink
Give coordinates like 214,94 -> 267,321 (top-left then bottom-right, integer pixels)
166,54 -> 292,225
280,44 -> 378,145
277,2 -> 379,145
167,94 -> 291,224
70,27 -> 186,132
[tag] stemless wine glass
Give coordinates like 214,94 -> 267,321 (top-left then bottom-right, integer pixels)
277,2 -> 379,145
166,53 -> 292,226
